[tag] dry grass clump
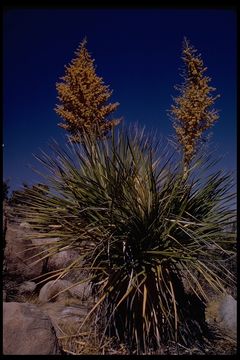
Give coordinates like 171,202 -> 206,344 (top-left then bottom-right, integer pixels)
17,292 -> 40,304
57,320 -> 129,355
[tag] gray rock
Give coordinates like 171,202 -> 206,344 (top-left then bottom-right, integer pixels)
218,294 -> 237,338
3,290 -> 7,301
39,302 -> 92,337
70,282 -> 91,300
18,281 -> 37,295
4,225 -> 44,280
3,302 -> 61,355
19,222 -> 31,229
47,249 -> 80,272
39,279 -> 91,304
39,280 -> 72,303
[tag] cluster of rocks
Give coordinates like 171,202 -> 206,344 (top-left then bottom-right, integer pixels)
3,278 -> 93,355
3,216 -> 93,355
205,294 -> 237,340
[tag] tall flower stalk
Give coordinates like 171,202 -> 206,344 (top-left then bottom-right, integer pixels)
170,38 -> 220,179
55,38 -> 121,142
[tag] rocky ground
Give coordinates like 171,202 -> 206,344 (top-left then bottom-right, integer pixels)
2,205 -> 237,355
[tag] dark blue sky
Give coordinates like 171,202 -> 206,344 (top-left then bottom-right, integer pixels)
3,9 -> 236,193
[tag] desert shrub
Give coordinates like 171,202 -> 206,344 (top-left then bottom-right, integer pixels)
16,126 -> 236,354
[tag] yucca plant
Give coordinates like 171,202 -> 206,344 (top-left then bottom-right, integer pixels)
14,126 -> 236,354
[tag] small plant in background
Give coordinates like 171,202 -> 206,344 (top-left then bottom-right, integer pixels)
14,126 -> 236,354
55,38 -> 122,142
170,38 -> 220,178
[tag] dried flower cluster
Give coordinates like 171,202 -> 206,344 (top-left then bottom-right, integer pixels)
170,38 -> 220,170
55,38 -> 121,142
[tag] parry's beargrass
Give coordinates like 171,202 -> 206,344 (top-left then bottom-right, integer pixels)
14,126 -> 236,354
